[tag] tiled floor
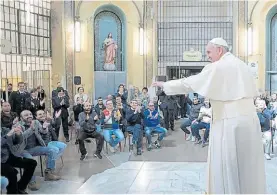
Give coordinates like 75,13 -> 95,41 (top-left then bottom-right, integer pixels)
28,122 -> 277,194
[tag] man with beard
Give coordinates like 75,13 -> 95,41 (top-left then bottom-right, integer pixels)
18,110 -> 61,190
78,102 -> 104,160
35,109 -> 67,161
94,97 -> 106,116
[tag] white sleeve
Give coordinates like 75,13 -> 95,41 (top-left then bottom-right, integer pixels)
162,79 -> 193,96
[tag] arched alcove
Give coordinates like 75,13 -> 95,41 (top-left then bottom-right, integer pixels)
266,5 -> 277,93
94,4 -> 126,72
93,4 -> 127,99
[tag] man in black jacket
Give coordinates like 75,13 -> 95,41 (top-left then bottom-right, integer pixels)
94,97 -> 106,116
78,102 -> 104,160
126,99 -> 144,155
52,88 -> 70,142
8,82 -> 30,116
156,87 -> 176,131
1,126 -> 37,194
25,88 -> 45,117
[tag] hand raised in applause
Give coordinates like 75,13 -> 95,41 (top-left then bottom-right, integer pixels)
55,110 -> 61,118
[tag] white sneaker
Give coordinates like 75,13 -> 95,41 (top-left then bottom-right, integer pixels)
109,146 -> 115,153
191,136 -> 196,142
264,153 -> 271,160
186,134 -> 192,141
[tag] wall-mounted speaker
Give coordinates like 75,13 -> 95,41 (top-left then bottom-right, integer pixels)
74,76 -> 81,85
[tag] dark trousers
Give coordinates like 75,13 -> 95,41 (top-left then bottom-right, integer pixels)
55,117 -> 69,139
163,109 -> 175,130
1,154 -> 37,194
78,131 -> 104,155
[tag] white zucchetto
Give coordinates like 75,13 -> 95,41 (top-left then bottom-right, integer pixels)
209,38 -> 229,48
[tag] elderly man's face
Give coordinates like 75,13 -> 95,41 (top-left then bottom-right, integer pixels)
36,110 -> 46,121
106,100 -> 114,110
206,43 -> 223,63
84,102 -> 92,112
131,100 -> 138,109
148,102 -> 155,111
21,110 -> 33,123
257,100 -> 266,110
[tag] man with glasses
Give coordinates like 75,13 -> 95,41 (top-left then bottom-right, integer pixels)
126,100 -> 144,155
143,101 -> 167,151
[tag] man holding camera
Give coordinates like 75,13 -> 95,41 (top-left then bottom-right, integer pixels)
78,102 -> 104,160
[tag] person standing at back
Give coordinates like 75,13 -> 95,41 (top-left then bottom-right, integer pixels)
152,38 -> 266,194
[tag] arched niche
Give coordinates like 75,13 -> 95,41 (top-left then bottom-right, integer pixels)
92,4 -> 127,100
93,4 -> 126,72
265,5 -> 277,93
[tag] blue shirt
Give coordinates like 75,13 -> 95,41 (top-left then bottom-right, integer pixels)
143,109 -> 160,127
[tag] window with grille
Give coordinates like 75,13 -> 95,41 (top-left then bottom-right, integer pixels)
157,0 -> 234,77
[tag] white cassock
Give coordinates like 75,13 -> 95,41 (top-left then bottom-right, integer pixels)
163,52 -> 266,194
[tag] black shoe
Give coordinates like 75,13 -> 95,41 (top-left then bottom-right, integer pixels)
93,153 -> 102,159
182,128 -> 190,134
154,140 -> 161,148
85,139 -> 91,143
80,152 -> 88,161
147,144 -> 152,151
129,144 -> 133,151
75,140 -> 79,145
18,189 -> 28,194
66,137 -> 70,142
171,127 -> 175,131
137,149 -> 142,155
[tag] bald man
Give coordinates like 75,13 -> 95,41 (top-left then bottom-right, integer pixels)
153,38 -> 266,194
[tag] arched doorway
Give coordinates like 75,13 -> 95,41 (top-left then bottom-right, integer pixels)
93,5 -> 126,100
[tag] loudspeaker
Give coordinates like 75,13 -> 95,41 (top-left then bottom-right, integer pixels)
74,76 -> 81,85
155,76 -> 167,82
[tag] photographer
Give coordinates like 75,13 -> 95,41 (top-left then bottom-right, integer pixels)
78,102 -> 104,160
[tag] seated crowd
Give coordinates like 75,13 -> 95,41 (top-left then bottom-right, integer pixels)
1,81 -> 276,194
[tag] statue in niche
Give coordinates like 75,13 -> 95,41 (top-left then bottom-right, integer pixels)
103,32 -> 118,71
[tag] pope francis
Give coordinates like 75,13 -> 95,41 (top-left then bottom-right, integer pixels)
152,38 -> 266,194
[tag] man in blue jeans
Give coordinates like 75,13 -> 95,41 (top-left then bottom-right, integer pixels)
17,110 -> 61,191
144,101 -> 167,151
101,100 -> 124,153
126,99 -> 144,155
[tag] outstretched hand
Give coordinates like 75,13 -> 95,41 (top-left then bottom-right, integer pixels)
152,81 -> 164,88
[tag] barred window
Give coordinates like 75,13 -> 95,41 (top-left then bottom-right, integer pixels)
0,0 -> 51,57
